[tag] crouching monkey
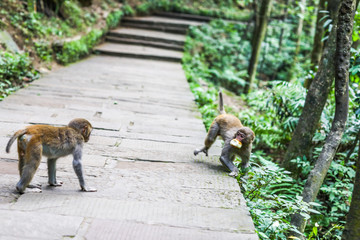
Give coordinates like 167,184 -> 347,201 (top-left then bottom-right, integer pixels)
6,118 -> 97,194
194,91 -> 255,177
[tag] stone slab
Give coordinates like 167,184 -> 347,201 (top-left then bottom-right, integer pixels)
95,43 -> 183,62
0,209 -> 83,239
0,30 -> 21,52
12,195 -> 254,233
109,27 -> 186,44
85,219 -> 258,240
123,16 -> 204,27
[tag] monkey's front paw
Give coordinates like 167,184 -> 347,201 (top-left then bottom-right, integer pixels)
81,186 -> 97,192
194,148 -> 208,156
228,171 -> 238,177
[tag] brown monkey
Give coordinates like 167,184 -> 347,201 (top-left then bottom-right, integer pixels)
6,118 -> 96,194
194,91 -> 255,177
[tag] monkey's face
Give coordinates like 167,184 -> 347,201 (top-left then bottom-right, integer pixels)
82,126 -> 92,143
68,118 -> 93,143
234,127 -> 255,146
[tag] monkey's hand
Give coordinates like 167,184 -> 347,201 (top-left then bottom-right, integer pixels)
194,148 -> 208,156
81,186 -> 97,192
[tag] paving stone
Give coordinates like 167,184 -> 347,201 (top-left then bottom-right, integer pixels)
12,195 -> 254,233
85,219 -> 258,240
95,43 -> 183,62
0,15 -> 258,239
109,27 -> 186,45
122,16 -> 204,28
0,209 -> 83,239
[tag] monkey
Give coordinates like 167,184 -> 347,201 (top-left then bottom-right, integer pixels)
6,118 -> 96,194
194,91 -> 255,177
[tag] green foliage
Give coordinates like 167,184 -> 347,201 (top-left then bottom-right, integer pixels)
106,10 -> 123,29
125,0 -> 250,20
122,4 -> 135,16
135,2 -> 154,15
62,1 -> 86,30
238,152 -> 317,240
167,0 -> 251,20
183,9 -> 360,238
9,12 -> 46,38
352,10 -> 360,43
239,81 -> 306,150
54,6 -> 124,65
184,20 -> 249,94
55,29 -> 103,64
188,81 -> 218,129
34,40 -> 53,63
0,52 -> 38,99
350,48 -> 360,84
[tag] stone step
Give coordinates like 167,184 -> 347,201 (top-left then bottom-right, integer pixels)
121,22 -> 187,34
108,28 -> 185,46
122,16 -> 203,29
154,11 -> 213,22
94,42 -> 183,62
106,36 -> 183,51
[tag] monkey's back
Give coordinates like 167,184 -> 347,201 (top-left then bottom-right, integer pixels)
23,125 -> 83,157
215,114 -> 243,141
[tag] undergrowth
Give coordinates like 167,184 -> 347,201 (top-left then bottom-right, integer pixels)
0,52 -> 39,100
123,0 -> 251,20
183,19 -> 358,239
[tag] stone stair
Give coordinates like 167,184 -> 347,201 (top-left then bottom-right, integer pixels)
94,14 -> 207,62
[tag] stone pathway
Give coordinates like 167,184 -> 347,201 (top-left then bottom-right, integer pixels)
0,14 -> 258,239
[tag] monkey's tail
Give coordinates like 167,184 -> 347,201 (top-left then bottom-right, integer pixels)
6,129 -> 27,153
218,91 -> 226,115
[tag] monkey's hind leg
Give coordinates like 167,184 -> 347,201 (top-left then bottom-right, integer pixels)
48,158 -> 63,186
17,138 -> 42,190
16,142 -> 42,194
17,138 -> 26,177
219,147 -> 239,177
194,121 -> 219,156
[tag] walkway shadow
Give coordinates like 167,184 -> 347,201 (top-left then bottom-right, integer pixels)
193,155 -> 228,173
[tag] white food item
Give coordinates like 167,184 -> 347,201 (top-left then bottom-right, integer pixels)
230,139 -> 242,149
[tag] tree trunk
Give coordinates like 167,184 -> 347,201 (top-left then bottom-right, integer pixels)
294,0 -> 306,56
245,0 -> 273,94
289,0 -> 354,238
329,0 -> 343,21
281,0 -> 342,176
342,141 -> 360,239
307,0 -> 327,84
288,0 -> 306,81
278,0 -> 290,52
251,0 -> 259,47
35,0 -> 64,17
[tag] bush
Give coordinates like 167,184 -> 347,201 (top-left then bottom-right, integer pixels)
106,10 -> 123,29
0,52 -> 39,99
55,29 -> 103,64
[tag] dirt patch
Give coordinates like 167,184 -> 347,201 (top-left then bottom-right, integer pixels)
221,90 -> 248,113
